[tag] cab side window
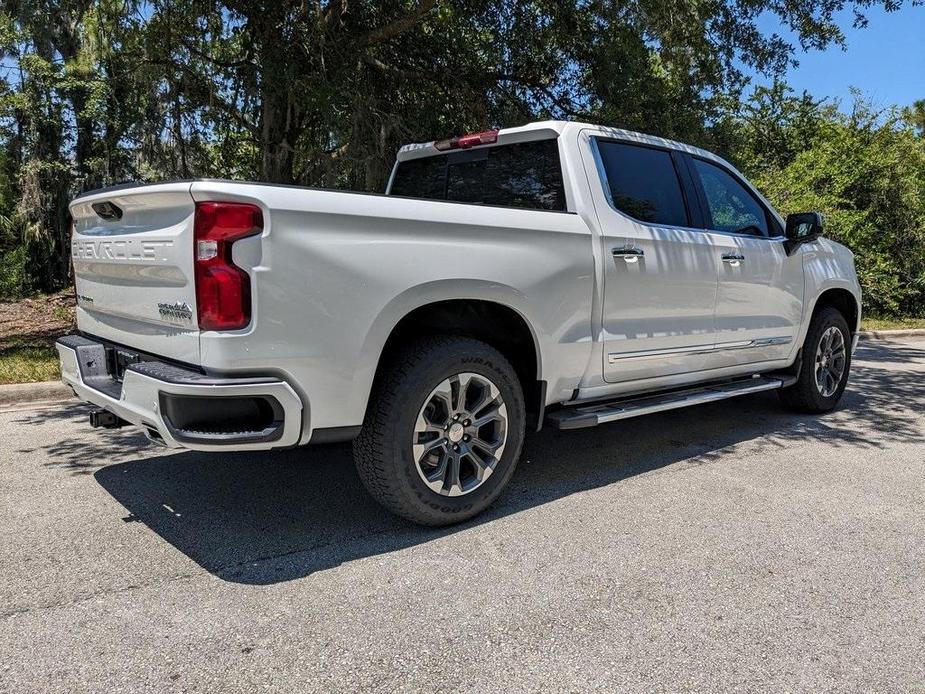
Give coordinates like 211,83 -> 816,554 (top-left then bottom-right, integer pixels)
691,158 -> 769,236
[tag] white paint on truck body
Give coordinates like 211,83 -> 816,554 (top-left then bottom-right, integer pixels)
65,120 -> 861,447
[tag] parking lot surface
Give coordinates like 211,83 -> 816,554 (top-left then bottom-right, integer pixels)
1,337 -> 924,693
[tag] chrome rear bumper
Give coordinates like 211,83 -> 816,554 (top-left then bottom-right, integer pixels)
56,335 -> 302,451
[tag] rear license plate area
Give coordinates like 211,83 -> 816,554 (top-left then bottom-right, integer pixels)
107,347 -> 140,382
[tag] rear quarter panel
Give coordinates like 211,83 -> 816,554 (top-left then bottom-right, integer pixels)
190,182 -> 594,441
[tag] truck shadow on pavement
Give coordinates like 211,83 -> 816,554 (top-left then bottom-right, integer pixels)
16,402 -> 153,475
22,340 -> 925,585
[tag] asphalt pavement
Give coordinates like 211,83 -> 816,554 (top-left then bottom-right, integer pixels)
1,337 -> 924,693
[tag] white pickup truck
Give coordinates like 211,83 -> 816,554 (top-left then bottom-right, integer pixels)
57,120 -> 861,525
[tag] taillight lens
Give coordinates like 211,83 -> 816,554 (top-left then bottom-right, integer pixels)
194,201 -> 263,331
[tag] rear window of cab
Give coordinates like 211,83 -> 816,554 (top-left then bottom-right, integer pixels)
389,138 -> 566,211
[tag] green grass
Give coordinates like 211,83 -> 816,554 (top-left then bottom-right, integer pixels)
0,343 -> 61,385
861,317 -> 925,331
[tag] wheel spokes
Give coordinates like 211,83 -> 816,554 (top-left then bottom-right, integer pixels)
414,420 -> 446,437
445,452 -> 462,494
814,326 -> 848,398
471,398 -> 505,429
467,380 -> 499,418
424,448 -> 451,485
429,381 -> 454,419
463,450 -> 490,483
412,372 -> 509,497
413,433 -> 445,459
450,373 -> 475,412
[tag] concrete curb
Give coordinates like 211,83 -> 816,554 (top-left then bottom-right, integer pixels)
857,328 -> 925,341
0,380 -> 74,409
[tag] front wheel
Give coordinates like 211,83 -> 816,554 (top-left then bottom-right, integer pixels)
779,306 -> 852,413
353,336 -> 525,526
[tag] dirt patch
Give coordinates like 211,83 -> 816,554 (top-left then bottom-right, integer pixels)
0,290 -> 76,350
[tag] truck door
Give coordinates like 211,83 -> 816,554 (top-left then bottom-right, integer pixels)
684,155 -> 803,366
586,136 -> 721,384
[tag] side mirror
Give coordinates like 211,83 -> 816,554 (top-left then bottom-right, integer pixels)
784,212 -> 823,255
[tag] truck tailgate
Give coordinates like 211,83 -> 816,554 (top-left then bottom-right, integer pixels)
69,183 -> 200,365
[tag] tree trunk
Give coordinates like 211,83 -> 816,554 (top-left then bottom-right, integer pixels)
253,11 -> 302,185
259,94 -> 297,184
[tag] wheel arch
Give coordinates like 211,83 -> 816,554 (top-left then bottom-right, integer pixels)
786,278 -> 861,374
811,286 -> 861,334
358,282 -> 546,431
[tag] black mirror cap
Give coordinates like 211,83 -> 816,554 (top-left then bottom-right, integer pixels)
784,211 -> 823,255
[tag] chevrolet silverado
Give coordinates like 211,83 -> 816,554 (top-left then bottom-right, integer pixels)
57,121 -> 861,525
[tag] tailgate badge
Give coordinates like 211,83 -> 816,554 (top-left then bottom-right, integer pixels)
91,201 -> 123,221
158,301 -> 193,321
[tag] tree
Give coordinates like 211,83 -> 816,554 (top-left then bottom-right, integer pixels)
735,93 -> 925,316
0,0 -> 921,295
904,99 -> 925,137
0,0 -> 143,291
141,0 -> 916,189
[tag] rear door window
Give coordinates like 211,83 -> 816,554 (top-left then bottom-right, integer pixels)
389,138 -> 566,211
595,141 -> 689,227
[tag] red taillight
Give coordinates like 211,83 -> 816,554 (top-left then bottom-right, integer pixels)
433,129 -> 499,151
194,201 -> 263,331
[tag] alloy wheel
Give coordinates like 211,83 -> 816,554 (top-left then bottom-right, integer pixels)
412,372 -> 508,497
814,326 -> 846,397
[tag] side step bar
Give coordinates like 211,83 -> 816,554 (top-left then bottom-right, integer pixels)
546,375 -> 795,430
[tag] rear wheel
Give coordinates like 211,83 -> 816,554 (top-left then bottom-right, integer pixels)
353,336 -> 525,526
779,306 -> 852,413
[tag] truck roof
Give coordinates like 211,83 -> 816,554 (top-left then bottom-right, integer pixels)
395,120 -> 721,164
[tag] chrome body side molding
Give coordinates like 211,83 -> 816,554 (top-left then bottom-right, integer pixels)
608,336 -> 792,363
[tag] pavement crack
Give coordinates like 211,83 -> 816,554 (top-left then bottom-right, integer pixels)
0,569 -> 204,621
1,524 -> 404,621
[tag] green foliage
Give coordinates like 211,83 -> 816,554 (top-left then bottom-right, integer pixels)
0,211 -> 50,297
729,89 -> 925,317
904,99 -> 925,136
0,0 -> 922,314
0,241 -> 27,297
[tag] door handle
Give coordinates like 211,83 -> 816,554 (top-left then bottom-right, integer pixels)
612,247 -> 644,263
721,253 -> 745,265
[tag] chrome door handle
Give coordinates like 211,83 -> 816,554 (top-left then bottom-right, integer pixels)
612,247 -> 644,262
721,253 -> 745,265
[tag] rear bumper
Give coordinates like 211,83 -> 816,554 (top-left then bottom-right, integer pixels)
56,335 -> 303,451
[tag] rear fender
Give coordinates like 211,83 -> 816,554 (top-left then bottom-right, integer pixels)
348,279 -> 543,424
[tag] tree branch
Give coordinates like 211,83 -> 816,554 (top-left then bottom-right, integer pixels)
357,0 -> 436,46
322,0 -> 347,27
495,73 -> 585,119
178,37 -> 256,69
140,57 -> 260,138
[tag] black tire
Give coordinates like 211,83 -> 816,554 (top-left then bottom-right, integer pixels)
353,336 -> 526,526
779,306 -> 852,413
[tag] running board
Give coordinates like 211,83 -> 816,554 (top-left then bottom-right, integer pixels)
546,375 -> 793,430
